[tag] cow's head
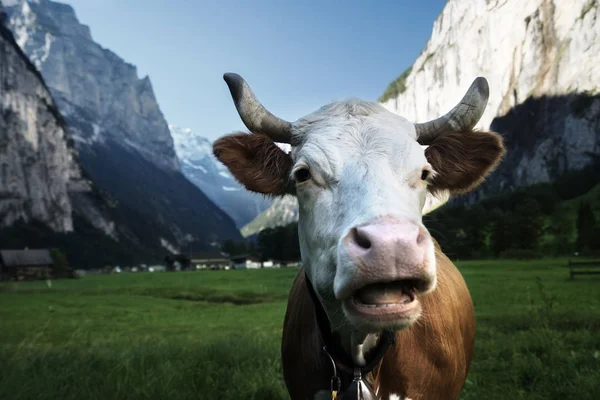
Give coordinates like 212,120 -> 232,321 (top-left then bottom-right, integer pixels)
214,73 -> 504,337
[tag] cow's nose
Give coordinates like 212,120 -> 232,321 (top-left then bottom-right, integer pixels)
344,220 -> 430,279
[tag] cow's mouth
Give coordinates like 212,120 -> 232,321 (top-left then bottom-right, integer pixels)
345,279 -> 425,324
352,280 -> 417,307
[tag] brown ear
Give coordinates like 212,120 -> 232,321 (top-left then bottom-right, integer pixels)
213,132 -> 293,196
425,130 -> 505,195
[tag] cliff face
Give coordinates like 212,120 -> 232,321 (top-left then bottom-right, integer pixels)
381,0 -> 599,201
0,3 -> 74,232
5,0 -> 179,171
382,0 -> 599,125
241,195 -> 298,238
243,0 -> 600,233
3,0 -> 243,250
477,92 -> 600,203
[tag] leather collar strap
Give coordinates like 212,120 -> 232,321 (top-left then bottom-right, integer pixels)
304,273 -> 395,391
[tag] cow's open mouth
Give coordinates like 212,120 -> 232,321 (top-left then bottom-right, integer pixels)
344,278 -> 427,325
352,280 -> 418,307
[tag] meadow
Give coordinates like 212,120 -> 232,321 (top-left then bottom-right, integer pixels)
0,259 -> 599,400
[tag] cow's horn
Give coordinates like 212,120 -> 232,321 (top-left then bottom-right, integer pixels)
223,73 -> 292,143
414,77 -> 489,145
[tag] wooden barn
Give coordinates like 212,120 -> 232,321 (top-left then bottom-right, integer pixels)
0,249 -> 54,281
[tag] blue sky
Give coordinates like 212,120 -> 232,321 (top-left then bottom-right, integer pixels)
65,0 -> 447,141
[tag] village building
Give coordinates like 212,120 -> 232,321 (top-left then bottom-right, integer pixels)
189,251 -> 232,270
230,253 -> 264,269
0,249 -> 54,281
148,265 -> 167,272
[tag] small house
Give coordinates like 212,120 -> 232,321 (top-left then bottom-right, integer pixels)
0,249 -> 54,281
189,252 -> 232,270
148,265 -> 167,272
261,259 -> 281,268
230,253 -> 263,269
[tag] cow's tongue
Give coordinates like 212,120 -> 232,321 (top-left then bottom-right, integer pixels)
356,281 -> 413,305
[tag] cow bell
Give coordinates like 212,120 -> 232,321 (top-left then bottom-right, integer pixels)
338,369 -> 378,400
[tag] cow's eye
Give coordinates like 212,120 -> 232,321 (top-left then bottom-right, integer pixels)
294,168 -> 312,183
421,169 -> 430,180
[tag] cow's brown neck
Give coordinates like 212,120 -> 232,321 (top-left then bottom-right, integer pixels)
304,273 -> 395,395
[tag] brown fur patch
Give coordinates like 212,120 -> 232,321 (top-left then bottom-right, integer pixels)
373,244 -> 476,400
425,130 -> 505,195
212,132 -> 293,196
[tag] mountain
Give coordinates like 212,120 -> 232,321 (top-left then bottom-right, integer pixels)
380,0 -> 600,204
241,195 -> 298,238
0,2 -> 77,232
169,125 -> 271,228
3,0 -> 243,254
0,2 -> 136,267
242,0 -> 600,235
5,0 -> 179,171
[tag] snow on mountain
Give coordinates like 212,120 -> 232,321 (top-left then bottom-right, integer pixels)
169,125 -> 271,228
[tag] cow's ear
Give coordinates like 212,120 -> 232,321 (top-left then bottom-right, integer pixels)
213,132 -> 293,196
425,130 -> 505,195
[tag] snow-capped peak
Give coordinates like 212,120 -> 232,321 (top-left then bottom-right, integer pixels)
167,123 -> 271,227
169,124 -> 217,168
2,0 -> 28,7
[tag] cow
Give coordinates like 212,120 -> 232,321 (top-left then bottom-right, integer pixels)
213,73 -> 505,400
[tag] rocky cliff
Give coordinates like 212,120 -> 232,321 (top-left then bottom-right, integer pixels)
243,0 -> 600,234
381,0 -> 600,203
0,2 -> 76,232
3,0 -> 243,251
241,195 -> 298,237
5,0 -> 179,171
169,125 -> 270,228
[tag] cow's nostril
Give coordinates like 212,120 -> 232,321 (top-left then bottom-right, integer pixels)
351,227 -> 372,250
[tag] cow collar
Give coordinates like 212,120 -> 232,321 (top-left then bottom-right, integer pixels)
304,273 -> 395,398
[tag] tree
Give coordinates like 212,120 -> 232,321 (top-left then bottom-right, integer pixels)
283,223 -> 301,261
576,201 -> 597,253
508,198 -> 545,251
489,208 -> 510,255
547,210 -> 574,255
164,254 -> 190,271
423,207 -> 462,257
50,248 -> 72,279
257,223 -> 300,262
461,205 -> 490,258
221,239 -> 247,256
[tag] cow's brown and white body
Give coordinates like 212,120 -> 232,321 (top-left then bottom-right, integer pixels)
213,73 -> 504,400
282,244 -> 475,400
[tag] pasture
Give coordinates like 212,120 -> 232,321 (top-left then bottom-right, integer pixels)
0,259 -> 599,400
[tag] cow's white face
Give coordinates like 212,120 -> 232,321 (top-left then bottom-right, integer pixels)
290,101 -> 439,333
214,73 -> 504,346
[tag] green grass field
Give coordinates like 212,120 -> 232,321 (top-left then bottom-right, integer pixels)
1,260 -> 599,400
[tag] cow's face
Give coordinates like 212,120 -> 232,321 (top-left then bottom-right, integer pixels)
214,74 -> 504,335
